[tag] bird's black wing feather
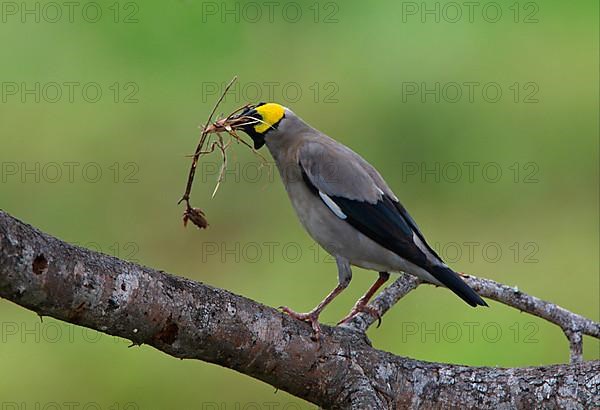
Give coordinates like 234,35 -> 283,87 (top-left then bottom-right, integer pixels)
393,201 -> 444,262
300,165 -> 435,270
330,194 -> 435,269
300,165 -> 488,307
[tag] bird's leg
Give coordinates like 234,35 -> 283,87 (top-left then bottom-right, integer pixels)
280,257 -> 352,340
338,271 -> 390,327
280,285 -> 346,337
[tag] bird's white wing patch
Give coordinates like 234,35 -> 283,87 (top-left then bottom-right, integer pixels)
318,191 -> 347,219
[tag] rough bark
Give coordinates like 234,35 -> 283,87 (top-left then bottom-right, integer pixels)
0,210 -> 598,409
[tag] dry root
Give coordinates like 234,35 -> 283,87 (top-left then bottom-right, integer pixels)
178,76 -> 268,229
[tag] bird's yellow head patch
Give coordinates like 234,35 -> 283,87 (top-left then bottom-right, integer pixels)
254,103 -> 285,134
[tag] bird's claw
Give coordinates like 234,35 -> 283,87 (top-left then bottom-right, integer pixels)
337,303 -> 382,328
279,306 -> 322,340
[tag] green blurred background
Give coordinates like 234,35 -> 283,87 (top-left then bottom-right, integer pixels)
0,0 -> 598,408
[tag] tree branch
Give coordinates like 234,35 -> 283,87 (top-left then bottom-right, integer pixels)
1,210 -> 598,409
347,274 -> 599,364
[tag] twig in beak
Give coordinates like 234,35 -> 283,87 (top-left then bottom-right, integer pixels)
211,133 -> 229,199
178,76 -> 238,229
178,77 -> 270,229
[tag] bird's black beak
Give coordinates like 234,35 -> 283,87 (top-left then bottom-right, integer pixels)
226,105 -> 265,150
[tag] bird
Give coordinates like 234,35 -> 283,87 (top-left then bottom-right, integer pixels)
222,102 -> 487,337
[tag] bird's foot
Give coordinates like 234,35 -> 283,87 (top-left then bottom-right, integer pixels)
337,302 -> 382,328
279,306 -> 322,340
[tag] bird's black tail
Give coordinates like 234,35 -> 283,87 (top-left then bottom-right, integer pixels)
429,265 -> 488,307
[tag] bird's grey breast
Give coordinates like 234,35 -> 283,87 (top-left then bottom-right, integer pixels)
268,143 -> 350,255
268,140 -> 383,266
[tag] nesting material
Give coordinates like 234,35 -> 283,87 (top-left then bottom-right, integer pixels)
178,76 -> 267,229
